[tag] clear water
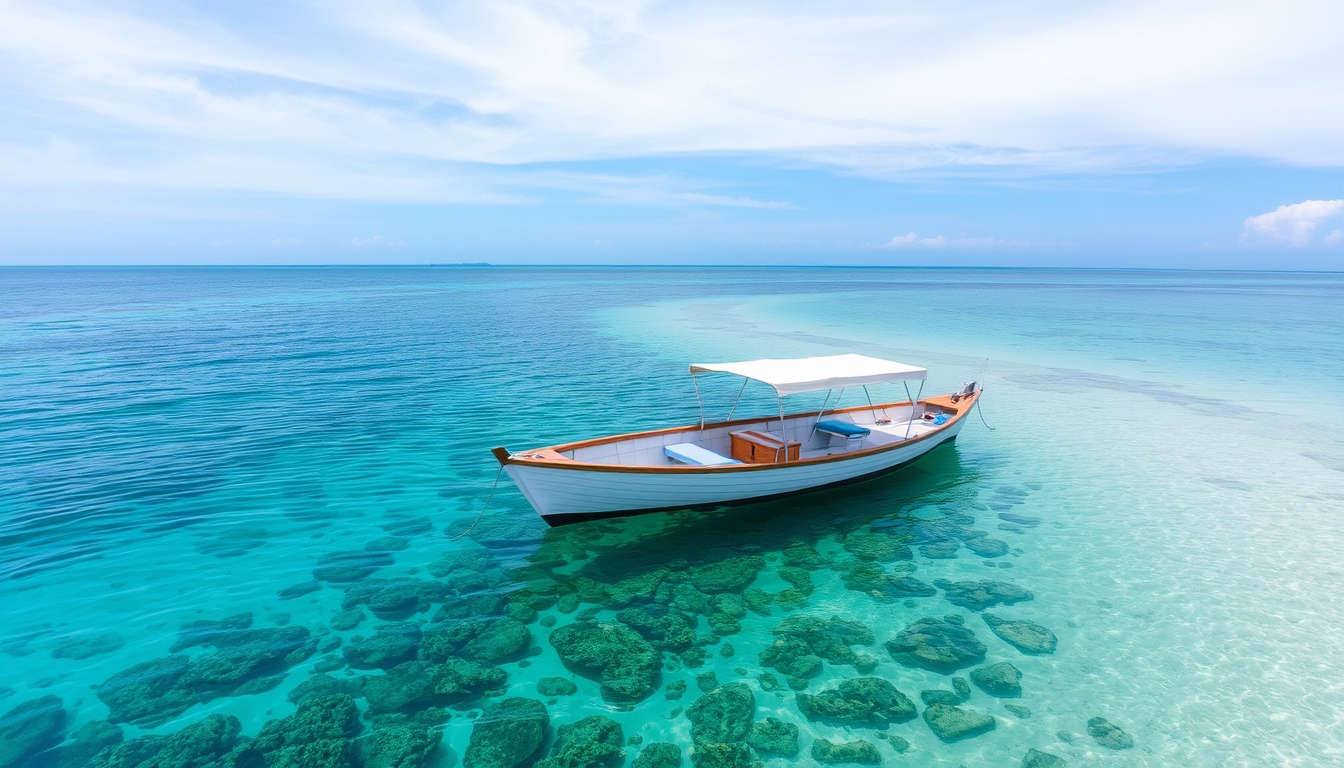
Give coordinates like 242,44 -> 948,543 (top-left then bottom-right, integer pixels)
2,267 -> 1342,767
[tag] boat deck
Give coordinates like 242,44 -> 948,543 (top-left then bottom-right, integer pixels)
549,400 -> 952,467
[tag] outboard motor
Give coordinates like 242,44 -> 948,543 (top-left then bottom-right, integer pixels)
951,380 -> 977,403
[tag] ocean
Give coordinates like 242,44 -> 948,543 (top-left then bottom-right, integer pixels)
1,266 -> 1342,767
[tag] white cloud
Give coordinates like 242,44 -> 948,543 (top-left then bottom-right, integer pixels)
0,0 -> 1337,203
1241,200 -> 1344,246
882,233 -> 1022,249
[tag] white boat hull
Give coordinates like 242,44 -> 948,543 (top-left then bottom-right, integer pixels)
502,407 -> 969,525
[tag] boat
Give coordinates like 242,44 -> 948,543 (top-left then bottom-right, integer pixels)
492,353 -> 980,526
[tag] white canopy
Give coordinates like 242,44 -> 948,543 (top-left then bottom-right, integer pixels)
690,354 -> 926,396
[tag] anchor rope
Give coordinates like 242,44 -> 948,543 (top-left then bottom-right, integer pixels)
451,464 -> 506,540
976,357 -> 996,431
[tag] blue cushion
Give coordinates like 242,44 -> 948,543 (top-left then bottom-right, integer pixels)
815,420 -> 871,438
665,443 -> 741,466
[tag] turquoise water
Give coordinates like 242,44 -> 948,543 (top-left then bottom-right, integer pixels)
2,267 -> 1342,767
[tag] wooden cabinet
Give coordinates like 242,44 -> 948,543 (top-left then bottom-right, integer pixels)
730,430 -> 801,464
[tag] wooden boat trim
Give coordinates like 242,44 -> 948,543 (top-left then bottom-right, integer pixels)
495,390 -> 978,475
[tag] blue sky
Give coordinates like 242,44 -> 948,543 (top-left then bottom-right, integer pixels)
0,0 -> 1340,268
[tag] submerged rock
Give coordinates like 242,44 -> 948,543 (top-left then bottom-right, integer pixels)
617,604 -> 697,651
842,530 -> 912,562
696,672 -> 719,694
796,677 -> 916,726
363,723 -> 441,768
965,537 -> 1010,558
836,562 -> 935,602
536,715 -> 624,768
983,614 -> 1057,655
688,556 -> 765,594
288,673 -> 360,705
313,550 -> 396,582
776,567 -> 814,596
747,718 -> 798,757
96,655 -> 196,726
430,657 -> 509,702
741,589 -> 772,616
811,738 -> 881,765
998,513 -> 1040,527
51,632 -> 124,660
686,683 -> 755,745
760,614 -> 874,682
88,714 -> 242,768
1021,748 -> 1067,768
45,719 -> 123,767
172,626 -> 317,702
933,579 -> 1034,611
689,742 -> 752,768
1004,704 -> 1033,719
970,662 -> 1022,697
250,693 -> 362,766
759,638 -> 821,681
632,742 -> 682,768
330,609 -> 366,632
464,698 -> 549,768
549,621 -> 660,704
278,581 -> 323,600
1086,717 -> 1134,750
952,676 -> 971,700
0,695 -> 66,768
781,542 -> 825,570
366,536 -> 412,552
537,677 -> 578,696
922,703 -> 996,742
885,616 -> 987,673
920,689 -> 962,706
341,578 -> 449,621
345,623 -> 422,670
462,617 -> 532,662
170,612 -> 253,652
919,541 -> 960,559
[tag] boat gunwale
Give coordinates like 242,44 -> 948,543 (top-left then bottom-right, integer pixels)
498,391 -> 977,474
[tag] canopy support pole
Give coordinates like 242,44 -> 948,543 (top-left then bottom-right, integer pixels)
863,385 -> 877,422
726,377 -> 749,421
693,373 -> 706,433
776,393 -> 788,462
903,379 -> 925,439
808,389 -> 834,440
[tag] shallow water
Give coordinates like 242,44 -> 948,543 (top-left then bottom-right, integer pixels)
2,267 -> 1342,767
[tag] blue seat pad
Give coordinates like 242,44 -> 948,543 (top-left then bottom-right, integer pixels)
815,420 -> 871,438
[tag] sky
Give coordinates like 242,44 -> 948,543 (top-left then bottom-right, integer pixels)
0,0 -> 1341,268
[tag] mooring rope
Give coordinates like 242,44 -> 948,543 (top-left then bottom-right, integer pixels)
976,358 -> 996,431
451,464 -> 506,540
